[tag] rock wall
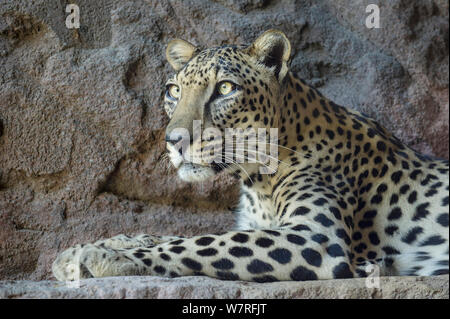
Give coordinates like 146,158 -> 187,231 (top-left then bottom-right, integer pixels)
0,0 -> 448,280
1,275 -> 448,299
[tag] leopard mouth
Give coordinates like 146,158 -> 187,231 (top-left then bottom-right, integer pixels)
167,142 -> 231,182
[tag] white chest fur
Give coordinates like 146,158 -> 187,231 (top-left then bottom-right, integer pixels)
234,184 -> 278,230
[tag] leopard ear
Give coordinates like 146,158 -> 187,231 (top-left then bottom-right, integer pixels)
247,30 -> 291,81
166,39 -> 198,71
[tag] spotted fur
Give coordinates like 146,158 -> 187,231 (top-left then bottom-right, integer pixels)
53,30 -> 449,282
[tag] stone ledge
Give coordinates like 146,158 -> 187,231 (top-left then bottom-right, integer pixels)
0,275 -> 448,299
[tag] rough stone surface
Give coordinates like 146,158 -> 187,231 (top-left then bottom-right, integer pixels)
0,275 -> 448,299
0,0 -> 448,291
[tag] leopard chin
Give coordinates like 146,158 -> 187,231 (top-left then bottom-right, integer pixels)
177,162 -> 216,182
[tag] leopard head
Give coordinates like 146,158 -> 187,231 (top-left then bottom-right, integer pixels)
163,30 -> 291,182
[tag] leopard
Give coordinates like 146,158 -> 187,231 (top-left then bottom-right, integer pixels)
53,30 -> 449,282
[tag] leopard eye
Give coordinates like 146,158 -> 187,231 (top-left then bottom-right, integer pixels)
218,81 -> 236,96
167,84 -> 180,100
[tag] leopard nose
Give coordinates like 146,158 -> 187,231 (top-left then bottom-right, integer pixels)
165,133 -> 183,145
165,132 -> 185,156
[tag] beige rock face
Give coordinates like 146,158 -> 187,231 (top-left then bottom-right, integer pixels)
0,275 -> 448,299
0,0 -> 448,291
